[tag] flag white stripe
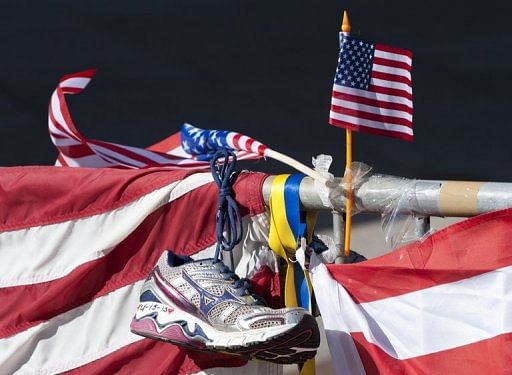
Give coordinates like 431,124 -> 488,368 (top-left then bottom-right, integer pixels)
329,111 -> 413,135
59,77 -> 91,90
374,49 -> 412,66
312,259 -> 512,362
333,84 -> 412,108
238,135 -> 249,151
0,281 -> 144,374
331,98 -> 412,122
167,146 -> 192,157
88,143 -> 147,168
50,135 -> 82,147
371,78 -> 412,95
59,153 -> 113,168
372,63 -> 411,80
0,173 -> 213,287
226,132 -> 236,148
50,93 -> 72,134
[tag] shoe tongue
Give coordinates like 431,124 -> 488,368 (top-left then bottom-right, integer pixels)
190,258 -> 267,306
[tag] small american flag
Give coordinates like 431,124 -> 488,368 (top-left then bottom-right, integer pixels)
329,34 -> 413,141
181,123 -> 267,161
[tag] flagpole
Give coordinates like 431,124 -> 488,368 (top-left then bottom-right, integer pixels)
341,10 -> 353,258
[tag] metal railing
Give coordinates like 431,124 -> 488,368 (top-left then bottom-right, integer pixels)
262,173 -> 512,262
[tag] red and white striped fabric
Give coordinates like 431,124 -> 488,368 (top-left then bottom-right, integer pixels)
49,70 -> 263,168
311,208 -> 512,374
0,166 -> 279,374
329,34 -> 413,141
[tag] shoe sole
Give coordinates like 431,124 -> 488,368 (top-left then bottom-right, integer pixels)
209,312 -> 319,364
130,305 -> 319,364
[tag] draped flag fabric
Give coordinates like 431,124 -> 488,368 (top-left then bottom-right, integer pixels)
311,208 -> 512,375
329,34 -> 413,141
0,166 -> 281,374
49,70 -> 266,168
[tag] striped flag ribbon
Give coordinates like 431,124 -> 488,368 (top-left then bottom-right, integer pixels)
329,34 -> 413,141
48,70 -> 266,168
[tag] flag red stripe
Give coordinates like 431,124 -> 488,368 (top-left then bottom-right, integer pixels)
371,71 -> 412,86
232,133 -> 242,150
369,84 -> 413,101
257,144 -> 266,155
57,144 -> 96,158
375,44 -> 413,59
58,69 -> 97,85
373,57 -> 411,71
328,118 -> 413,142
327,208 -> 512,303
63,337 -> 247,375
0,170 -> 267,338
331,90 -> 413,114
331,105 -> 412,128
60,87 -> 84,94
245,138 -> 254,152
0,167 -> 265,233
0,167 -> 192,231
146,132 -> 181,153
350,331 -> 512,375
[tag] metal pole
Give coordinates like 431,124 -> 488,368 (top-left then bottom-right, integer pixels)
414,216 -> 431,237
261,174 -> 512,217
331,211 -> 345,264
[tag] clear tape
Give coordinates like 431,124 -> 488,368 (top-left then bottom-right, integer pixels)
324,162 -> 435,250
312,154 -> 335,208
364,174 -> 435,249
325,161 -> 373,213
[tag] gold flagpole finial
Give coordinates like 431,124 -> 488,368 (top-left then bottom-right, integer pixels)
341,10 -> 351,33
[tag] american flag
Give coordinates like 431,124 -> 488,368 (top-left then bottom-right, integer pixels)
49,70 -> 266,168
312,208 -> 512,374
329,34 -> 413,141
0,70 -> 284,373
181,123 -> 267,161
0,166 -> 280,373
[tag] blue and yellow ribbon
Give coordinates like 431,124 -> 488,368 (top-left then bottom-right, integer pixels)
268,174 -> 318,374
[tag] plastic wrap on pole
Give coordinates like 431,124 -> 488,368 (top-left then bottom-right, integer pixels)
262,169 -> 512,216
312,154 -> 334,209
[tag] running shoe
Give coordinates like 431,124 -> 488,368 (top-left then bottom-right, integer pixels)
130,251 -> 320,364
